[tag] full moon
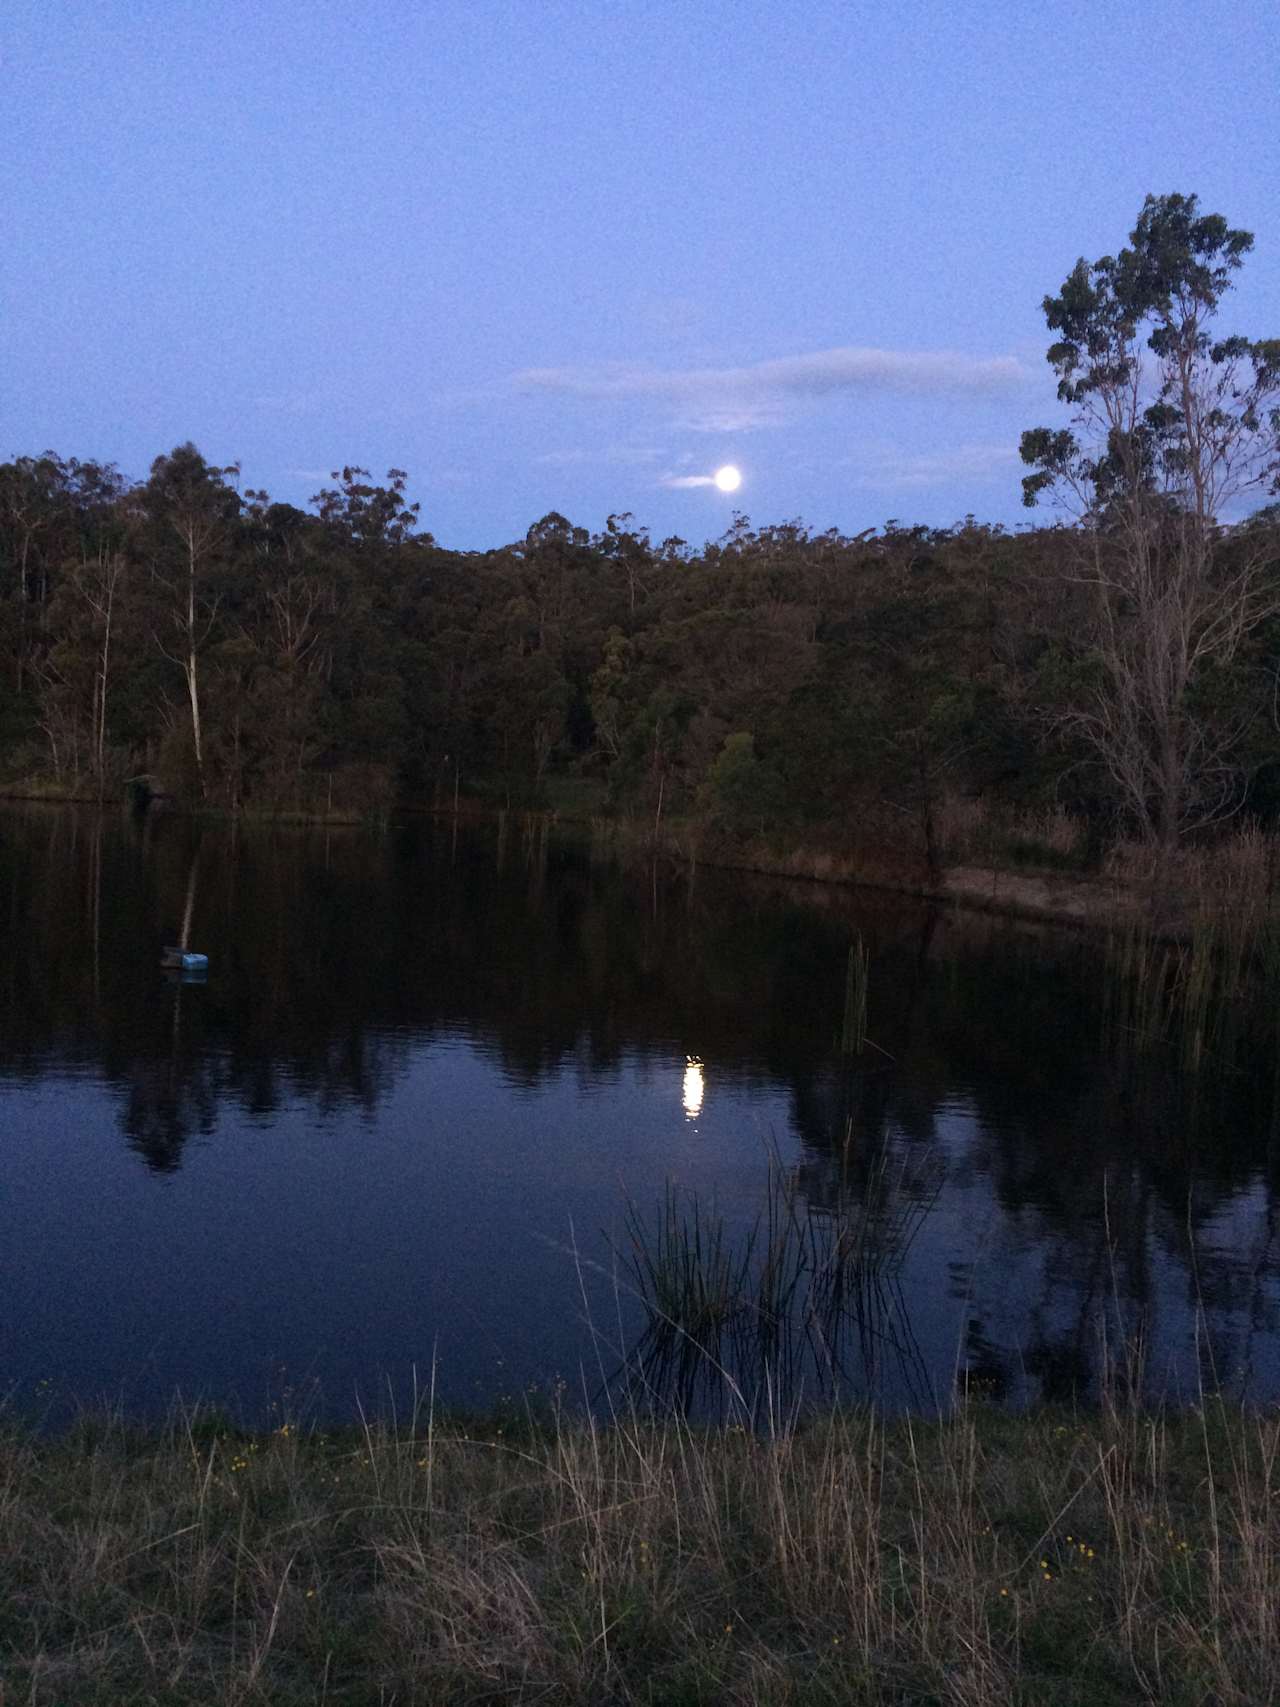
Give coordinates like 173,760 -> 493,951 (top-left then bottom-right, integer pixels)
714,464 -> 742,492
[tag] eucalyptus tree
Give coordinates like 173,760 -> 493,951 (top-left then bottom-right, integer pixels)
1021,193 -> 1280,852
309,465 -> 421,548
143,444 -> 243,798
599,511 -> 654,619
39,462 -> 134,791
0,453 -> 72,700
305,465 -> 436,807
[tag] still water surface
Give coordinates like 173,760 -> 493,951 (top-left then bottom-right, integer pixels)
2,804 -> 1278,1423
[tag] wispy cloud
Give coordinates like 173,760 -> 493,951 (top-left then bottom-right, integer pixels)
532,444 -> 664,468
660,473 -> 718,489
848,442 -> 1020,489
674,405 -> 784,433
514,345 -> 1030,431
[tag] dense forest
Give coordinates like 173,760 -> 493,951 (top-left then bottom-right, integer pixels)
0,444 -> 1275,867
3,197 -> 1278,871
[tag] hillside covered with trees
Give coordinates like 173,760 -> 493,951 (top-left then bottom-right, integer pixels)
3,197 -> 1278,872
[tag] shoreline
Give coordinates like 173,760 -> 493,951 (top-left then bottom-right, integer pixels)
0,787 -> 1199,937
673,842 -> 1154,935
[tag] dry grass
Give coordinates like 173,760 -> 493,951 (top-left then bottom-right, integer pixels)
927,797 -> 1090,873
1104,821 -> 1279,922
2,1395 -> 1278,1705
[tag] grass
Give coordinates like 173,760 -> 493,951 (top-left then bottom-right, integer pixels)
3,1392 -> 1279,1705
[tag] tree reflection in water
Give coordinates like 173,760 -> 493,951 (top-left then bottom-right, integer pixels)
1,802 -> 1279,1416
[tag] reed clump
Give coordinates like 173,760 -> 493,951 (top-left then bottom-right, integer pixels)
4,1393 -> 1278,1705
613,1157 -> 936,1418
1097,822 -> 1280,1083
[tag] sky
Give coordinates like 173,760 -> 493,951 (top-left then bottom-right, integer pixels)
4,0 -> 1278,550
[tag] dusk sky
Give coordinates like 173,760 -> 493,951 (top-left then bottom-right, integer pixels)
6,0 -> 1278,549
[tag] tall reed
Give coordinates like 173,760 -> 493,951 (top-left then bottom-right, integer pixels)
840,933 -> 869,1056
1101,831 -> 1280,1100
611,1154 -> 937,1419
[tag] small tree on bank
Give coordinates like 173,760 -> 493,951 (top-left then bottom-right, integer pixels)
1021,193 -> 1280,854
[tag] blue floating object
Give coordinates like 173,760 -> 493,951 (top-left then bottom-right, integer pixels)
162,947 -> 208,972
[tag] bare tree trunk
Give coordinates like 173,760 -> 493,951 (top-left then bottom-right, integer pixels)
186,651 -> 204,792
184,531 -> 205,797
231,706 -> 243,815
178,848 -> 199,952
16,534 -> 30,698
94,560 -> 115,801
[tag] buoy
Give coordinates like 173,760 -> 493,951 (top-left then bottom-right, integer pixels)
161,948 -> 208,972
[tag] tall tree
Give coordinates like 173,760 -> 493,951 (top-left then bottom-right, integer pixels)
309,466 -> 422,548
1021,193 -> 1280,851
0,453 -> 70,698
40,463 -> 134,792
143,445 -> 242,798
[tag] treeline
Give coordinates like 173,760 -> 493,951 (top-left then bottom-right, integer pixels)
2,442 -> 1278,865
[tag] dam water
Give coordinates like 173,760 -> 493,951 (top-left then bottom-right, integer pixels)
2,803 -> 1277,1424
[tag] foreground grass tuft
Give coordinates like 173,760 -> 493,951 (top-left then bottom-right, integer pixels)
2,1398 -> 1277,1704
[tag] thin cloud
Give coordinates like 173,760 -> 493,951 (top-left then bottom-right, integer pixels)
850,443 -> 1020,489
514,345 -> 1030,432
674,404 -> 785,433
660,474 -> 717,489
532,444 -> 664,468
